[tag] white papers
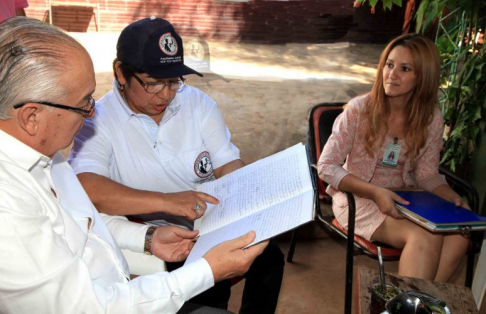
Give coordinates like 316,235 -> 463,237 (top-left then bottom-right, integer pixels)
185,143 -> 314,264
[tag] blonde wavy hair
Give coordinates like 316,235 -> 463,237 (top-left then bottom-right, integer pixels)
363,33 -> 441,163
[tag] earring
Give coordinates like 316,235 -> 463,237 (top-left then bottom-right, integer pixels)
119,84 -> 125,92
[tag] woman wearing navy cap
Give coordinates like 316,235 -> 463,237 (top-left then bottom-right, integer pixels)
70,17 -> 284,314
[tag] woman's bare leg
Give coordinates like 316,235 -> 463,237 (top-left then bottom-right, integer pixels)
371,216 -> 444,280
434,233 -> 469,282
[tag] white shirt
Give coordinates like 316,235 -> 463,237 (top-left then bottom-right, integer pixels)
0,130 -> 214,313
70,82 -> 240,228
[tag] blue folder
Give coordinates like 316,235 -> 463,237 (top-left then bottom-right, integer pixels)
394,191 -> 486,232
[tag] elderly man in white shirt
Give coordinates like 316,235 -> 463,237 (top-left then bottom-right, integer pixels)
0,17 -> 267,314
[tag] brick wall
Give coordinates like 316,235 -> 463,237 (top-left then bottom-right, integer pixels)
25,0 -> 404,43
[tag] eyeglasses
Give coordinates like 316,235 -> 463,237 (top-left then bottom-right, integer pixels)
13,97 -> 96,119
132,74 -> 185,94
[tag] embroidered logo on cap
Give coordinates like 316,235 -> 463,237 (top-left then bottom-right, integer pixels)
194,151 -> 213,178
159,32 -> 178,56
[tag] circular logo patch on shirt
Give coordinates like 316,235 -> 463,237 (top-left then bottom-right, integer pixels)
194,151 -> 213,178
159,32 -> 178,56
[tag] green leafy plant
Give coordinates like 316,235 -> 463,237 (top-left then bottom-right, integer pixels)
354,0 -> 402,11
415,0 -> 486,172
354,0 -> 486,173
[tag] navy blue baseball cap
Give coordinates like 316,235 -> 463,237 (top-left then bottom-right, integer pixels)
116,16 -> 203,78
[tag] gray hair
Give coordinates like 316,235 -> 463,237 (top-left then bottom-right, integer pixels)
0,17 -> 87,119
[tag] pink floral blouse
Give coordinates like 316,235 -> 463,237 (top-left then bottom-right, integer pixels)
317,94 -> 447,240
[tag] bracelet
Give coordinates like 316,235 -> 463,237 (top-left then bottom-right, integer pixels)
144,226 -> 157,255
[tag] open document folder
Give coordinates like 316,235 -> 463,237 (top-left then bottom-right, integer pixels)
394,191 -> 486,232
184,143 -> 315,265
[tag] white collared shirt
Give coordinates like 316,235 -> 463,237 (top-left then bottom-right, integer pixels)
70,81 -> 240,228
0,130 -> 214,313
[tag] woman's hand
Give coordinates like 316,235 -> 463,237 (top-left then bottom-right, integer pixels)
371,187 -> 409,219
432,184 -> 471,210
160,191 -> 219,221
450,196 -> 470,210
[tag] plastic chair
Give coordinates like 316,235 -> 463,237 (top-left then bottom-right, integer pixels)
287,102 -> 483,314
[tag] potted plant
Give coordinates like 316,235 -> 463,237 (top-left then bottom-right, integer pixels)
355,0 -> 486,174
415,0 -> 486,174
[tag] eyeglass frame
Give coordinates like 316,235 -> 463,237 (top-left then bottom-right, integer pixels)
131,74 -> 186,94
13,97 -> 96,119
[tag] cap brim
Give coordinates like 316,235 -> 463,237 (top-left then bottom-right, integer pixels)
143,64 -> 203,78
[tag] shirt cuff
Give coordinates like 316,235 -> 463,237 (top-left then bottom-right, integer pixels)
102,214 -> 149,253
171,258 -> 214,301
418,174 -> 448,192
322,164 -> 350,189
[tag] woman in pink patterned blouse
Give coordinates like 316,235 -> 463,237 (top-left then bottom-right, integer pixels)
318,34 -> 469,282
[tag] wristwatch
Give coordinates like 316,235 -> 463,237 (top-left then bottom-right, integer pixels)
144,226 -> 157,255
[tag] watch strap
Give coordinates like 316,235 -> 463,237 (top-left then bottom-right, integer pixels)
144,226 -> 157,255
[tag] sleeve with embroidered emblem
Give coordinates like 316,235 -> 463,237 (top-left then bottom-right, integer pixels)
198,91 -> 240,169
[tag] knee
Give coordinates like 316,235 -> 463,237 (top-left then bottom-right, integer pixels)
408,231 -> 444,254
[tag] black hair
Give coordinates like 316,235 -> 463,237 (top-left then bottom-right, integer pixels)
112,58 -> 143,86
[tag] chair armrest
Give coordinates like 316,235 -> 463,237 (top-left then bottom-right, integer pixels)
345,191 -> 356,240
341,191 -> 356,314
439,166 -> 483,255
439,166 -> 480,213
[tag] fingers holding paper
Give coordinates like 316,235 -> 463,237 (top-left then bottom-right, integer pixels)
162,191 -> 219,220
150,226 -> 199,262
373,187 -> 408,219
203,231 -> 268,282
431,183 -> 471,210
453,197 -> 470,210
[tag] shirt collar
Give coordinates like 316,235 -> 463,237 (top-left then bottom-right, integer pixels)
111,80 -> 134,122
111,79 -> 181,123
0,129 -> 51,172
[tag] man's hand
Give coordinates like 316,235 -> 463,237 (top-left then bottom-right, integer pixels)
203,231 -> 268,282
372,187 -> 409,219
161,191 -> 219,221
150,226 -> 199,262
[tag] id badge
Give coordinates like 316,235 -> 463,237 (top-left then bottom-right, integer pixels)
382,137 -> 401,167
